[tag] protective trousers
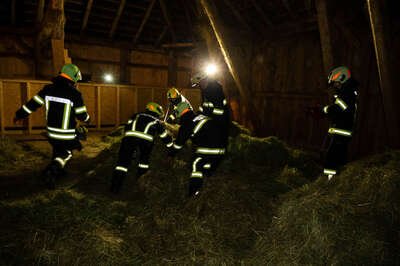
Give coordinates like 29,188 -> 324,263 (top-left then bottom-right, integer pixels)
323,135 -> 350,176
189,153 -> 223,196
111,137 -> 152,193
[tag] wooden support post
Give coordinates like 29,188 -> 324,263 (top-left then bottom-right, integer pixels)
11,0 -> 16,25
134,88 -> 138,113
51,39 -> 66,76
133,0 -> 156,45
96,86 -> 101,130
26,82 -> 32,135
0,81 -> 4,136
167,51 -> 177,86
116,86 -> 120,125
109,0 -> 126,39
315,0 -> 334,74
155,26 -> 168,47
367,0 -> 400,147
159,0 -> 176,42
120,49 -> 129,83
81,0 -> 93,35
36,0 -> 45,24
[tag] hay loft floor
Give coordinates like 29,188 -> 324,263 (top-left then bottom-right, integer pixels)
0,123 -> 399,265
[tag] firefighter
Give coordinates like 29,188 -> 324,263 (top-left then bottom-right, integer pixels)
168,101 -> 227,197
191,71 -> 231,146
322,66 -> 359,180
165,87 -> 193,124
13,63 -> 90,189
110,102 -> 172,193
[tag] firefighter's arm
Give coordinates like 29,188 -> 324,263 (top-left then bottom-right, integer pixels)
168,123 -> 192,156
14,86 -> 47,122
73,92 -> 90,124
322,94 -> 350,118
157,122 -> 173,146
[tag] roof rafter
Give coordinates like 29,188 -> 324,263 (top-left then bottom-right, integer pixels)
250,0 -> 273,27
155,25 -> 168,47
133,0 -> 157,45
159,0 -> 176,42
80,0 -> 93,35
181,0 -> 195,41
36,0 -> 45,24
109,0 -> 126,39
222,0 -> 251,30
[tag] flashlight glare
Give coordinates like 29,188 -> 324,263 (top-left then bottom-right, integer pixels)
205,64 -> 218,76
104,74 -> 113,82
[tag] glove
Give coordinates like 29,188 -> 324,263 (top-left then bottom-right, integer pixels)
76,125 -> 88,140
188,177 -> 203,197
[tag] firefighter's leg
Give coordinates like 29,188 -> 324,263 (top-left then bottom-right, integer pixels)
323,136 -> 349,180
44,140 -> 73,189
111,137 -> 136,193
137,141 -> 152,177
188,156 -> 208,197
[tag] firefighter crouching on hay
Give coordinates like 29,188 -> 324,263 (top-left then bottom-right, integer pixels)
165,87 -> 193,124
13,64 -> 90,189
321,66 -> 359,180
110,102 -> 172,194
167,101 -> 228,197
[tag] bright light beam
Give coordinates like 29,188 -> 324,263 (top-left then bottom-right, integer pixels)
204,63 -> 218,76
104,73 -> 113,83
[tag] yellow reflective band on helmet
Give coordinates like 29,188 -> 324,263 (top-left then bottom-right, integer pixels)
191,172 -> 203,178
323,169 -> 337,175
75,106 -> 87,114
33,95 -> 44,105
125,131 -> 154,141
115,166 -> 128,172
193,118 -> 209,134
323,106 -> 329,114
212,108 -> 224,115
335,98 -> 348,110
138,164 -> 149,169
160,130 -> 169,138
22,105 -> 32,114
47,132 -> 76,140
47,126 -> 76,133
328,128 -> 352,137
196,148 -> 226,155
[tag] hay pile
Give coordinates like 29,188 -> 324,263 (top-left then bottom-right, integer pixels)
0,123 -> 399,265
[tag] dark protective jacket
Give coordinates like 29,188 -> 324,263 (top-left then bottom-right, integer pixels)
199,80 -> 230,120
170,111 -> 227,156
15,76 -> 90,140
322,78 -> 359,137
124,110 -> 172,144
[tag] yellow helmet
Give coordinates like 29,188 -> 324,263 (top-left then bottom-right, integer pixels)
328,66 -> 351,85
145,102 -> 164,118
167,87 -> 181,100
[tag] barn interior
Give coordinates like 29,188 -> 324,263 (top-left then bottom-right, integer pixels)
0,0 -> 399,264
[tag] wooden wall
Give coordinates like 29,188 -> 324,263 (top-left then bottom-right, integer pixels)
0,79 -> 201,135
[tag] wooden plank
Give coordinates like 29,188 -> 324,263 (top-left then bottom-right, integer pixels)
155,26 -> 168,47
0,81 -> 4,135
96,86 -> 101,129
159,0 -> 176,42
81,0 -> 94,35
167,51 -> 177,86
116,86 -> 120,125
315,0 -> 334,73
366,0 -> 400,147
162,43 -> 194,48
109,0 -> 126,38
51,39 -> 66,76
133,0 -> 157,45
36,0 -> 45,23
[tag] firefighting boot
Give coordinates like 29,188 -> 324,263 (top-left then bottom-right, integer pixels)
110,171 -> 126,194
188,178 -> 203,197
136,167 -> 148,178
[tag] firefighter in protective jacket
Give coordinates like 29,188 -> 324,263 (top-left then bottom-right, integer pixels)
168,101 -> 227,197
14,64 -> 90,189
322,66 -> 358,180
110,102 -> 172,193
191,71 -> 230,146
165,87 -> 193,124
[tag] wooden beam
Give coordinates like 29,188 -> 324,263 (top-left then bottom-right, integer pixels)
222,0 -> 250,30
181,0 -> 195,41
315,0 -> 334,74
250,0 -> 272,27
159,0 -> 176,42
81,0 -> 94,35
155,26 -> 168,47
0,81 -> 4,136
36,0 -> 45,24
281,0 -> 296,20
167,51 -> 177,86
162,42 -> 194,48
109,0 -> 126,39
133,0 -> 156,45
11,0 -> 16,25
366,0 -> 400,147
